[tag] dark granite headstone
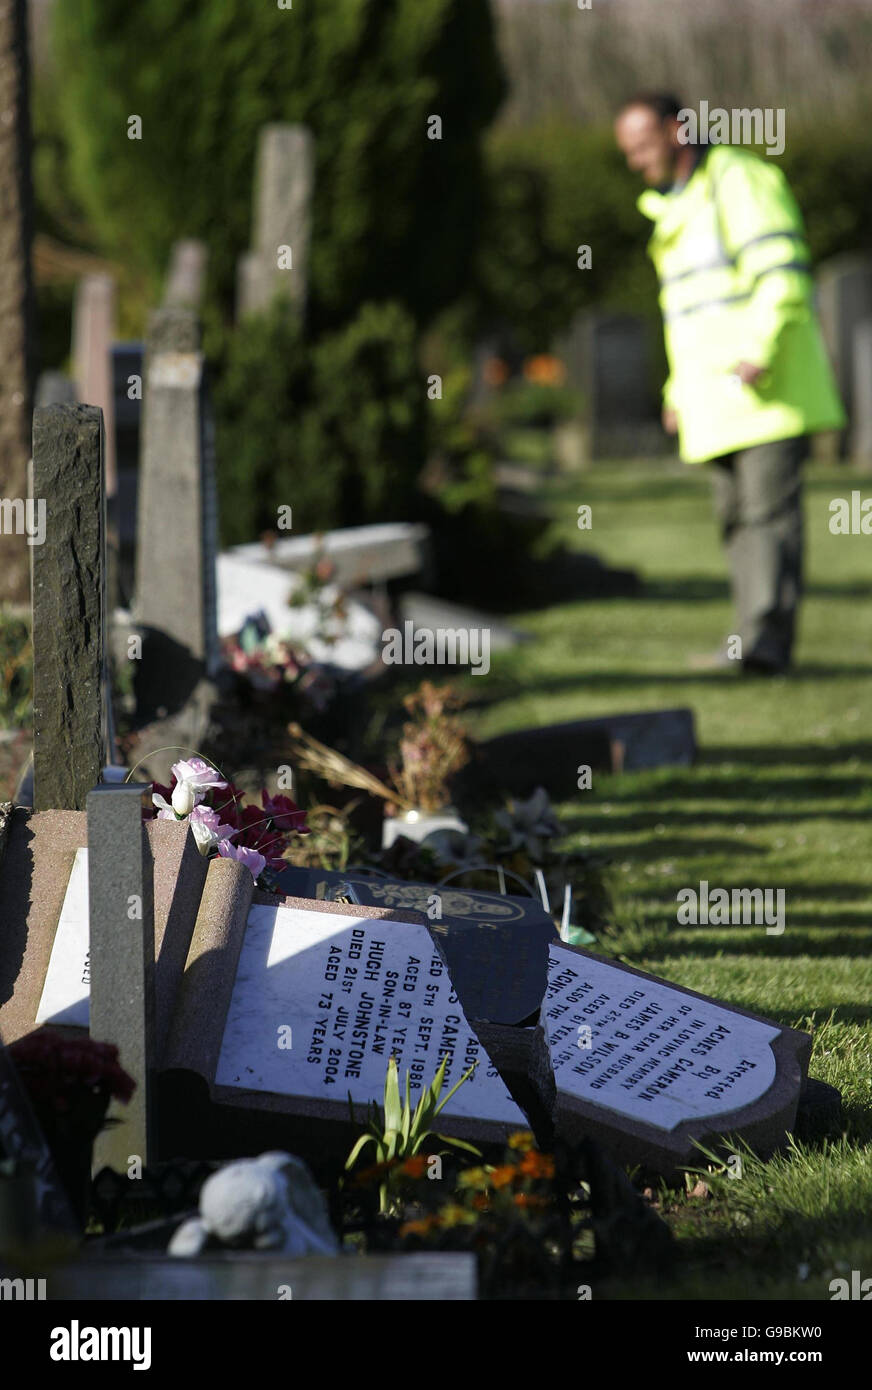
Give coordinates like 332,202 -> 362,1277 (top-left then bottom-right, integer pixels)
473,708 -> 696,799
31,404 -> 107,811
87,783 -> 156,1171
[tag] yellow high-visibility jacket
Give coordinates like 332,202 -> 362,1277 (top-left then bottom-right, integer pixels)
638,145 -> 845,463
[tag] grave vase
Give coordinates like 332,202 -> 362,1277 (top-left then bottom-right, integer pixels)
382,806 -> 468,851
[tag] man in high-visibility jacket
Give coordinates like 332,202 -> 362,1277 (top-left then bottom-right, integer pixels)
615,92 -> 844,674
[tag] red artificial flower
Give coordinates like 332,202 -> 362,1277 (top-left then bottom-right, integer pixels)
261,791 -> 309,834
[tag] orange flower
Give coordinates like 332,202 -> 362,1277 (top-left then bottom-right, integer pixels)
399,1215 -> 440,1239
490,1165 -> 516,1189
513,1192 -> 548,1209
482,356 -> 510,386
518,1151 -> 555,1180
522,354 -> 567,386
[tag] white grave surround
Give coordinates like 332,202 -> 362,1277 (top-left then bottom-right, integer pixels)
546,944 -> 781,1135
214,904 -> 526,1139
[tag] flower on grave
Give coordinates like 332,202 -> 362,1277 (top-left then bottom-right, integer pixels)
261,791 -> 308,834
217,839 -> 267,882
147,761 -> 308,887
9,1032 -> 135,1115
152,758 -> 227,819
491,787 -> 561,862
189,804 -> 236,857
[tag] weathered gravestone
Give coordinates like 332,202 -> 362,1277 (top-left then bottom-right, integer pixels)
31,405 -> 108,811
87,783 -> 157,1172
133,306 -> 220,718
545,942 -> 811,1174
237,123 -> 314,320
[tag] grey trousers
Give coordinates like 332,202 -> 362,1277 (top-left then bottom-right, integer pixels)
708,435 -> 807,671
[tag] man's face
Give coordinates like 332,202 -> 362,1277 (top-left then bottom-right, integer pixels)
615,105 -> 679,187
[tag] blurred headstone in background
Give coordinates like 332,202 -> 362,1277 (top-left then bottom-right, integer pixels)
133,307 -> 220,717
164,239 -> 208,311
556,311 -> 662,464
112,341 -> 144,607
73,273 -> 119,606
237,124 -> 315,320
72,273 -> 117,497
816,253 -> 872,461
850,318 -> 872,474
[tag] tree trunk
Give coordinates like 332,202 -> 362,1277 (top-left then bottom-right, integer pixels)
0,0 -> 36,607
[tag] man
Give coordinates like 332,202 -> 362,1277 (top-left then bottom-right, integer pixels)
615,93 -> 844,674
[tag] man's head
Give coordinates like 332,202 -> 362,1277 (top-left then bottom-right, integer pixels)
614,92 -> 688,188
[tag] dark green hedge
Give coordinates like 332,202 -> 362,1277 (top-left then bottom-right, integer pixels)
51,0 -> 505,330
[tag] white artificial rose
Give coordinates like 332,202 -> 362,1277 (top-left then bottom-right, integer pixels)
171,779 -> 197,817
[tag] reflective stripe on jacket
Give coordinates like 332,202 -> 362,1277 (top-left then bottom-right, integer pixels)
638,145 -> 845,463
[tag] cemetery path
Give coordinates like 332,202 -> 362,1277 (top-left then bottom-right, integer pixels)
465,458 -> 872,1299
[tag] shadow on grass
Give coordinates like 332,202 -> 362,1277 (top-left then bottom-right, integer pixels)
625,929 -> 872,960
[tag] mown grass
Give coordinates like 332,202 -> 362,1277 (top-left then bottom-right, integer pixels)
467,457 -> 872,1300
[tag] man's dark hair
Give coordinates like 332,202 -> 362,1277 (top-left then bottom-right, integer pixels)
618,92 -> 684,122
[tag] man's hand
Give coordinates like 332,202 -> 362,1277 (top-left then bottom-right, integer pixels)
662,406 -> 678,435
732,361 -> 766,387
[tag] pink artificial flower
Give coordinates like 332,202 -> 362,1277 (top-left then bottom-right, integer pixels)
189,804 -> 237,856
217,839 -> 267,882
171,758 -> 228,794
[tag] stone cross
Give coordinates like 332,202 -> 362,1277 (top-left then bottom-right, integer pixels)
133,306 -> 220,715
31,404 -> 108,811
237,123 -> 314,319
87,781 -> 157,1172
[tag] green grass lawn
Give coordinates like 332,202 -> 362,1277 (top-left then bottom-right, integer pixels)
470,457 -> 872,1299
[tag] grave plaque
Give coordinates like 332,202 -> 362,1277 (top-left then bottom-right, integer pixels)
547,943 -> 811,1173
213,901 -> 527,1142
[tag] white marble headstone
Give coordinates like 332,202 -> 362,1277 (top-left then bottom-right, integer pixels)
546,945 -> 779,1133
215,905 -> 525,1126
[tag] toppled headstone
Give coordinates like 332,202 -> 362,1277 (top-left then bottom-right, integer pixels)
546,942 -> 811,1174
